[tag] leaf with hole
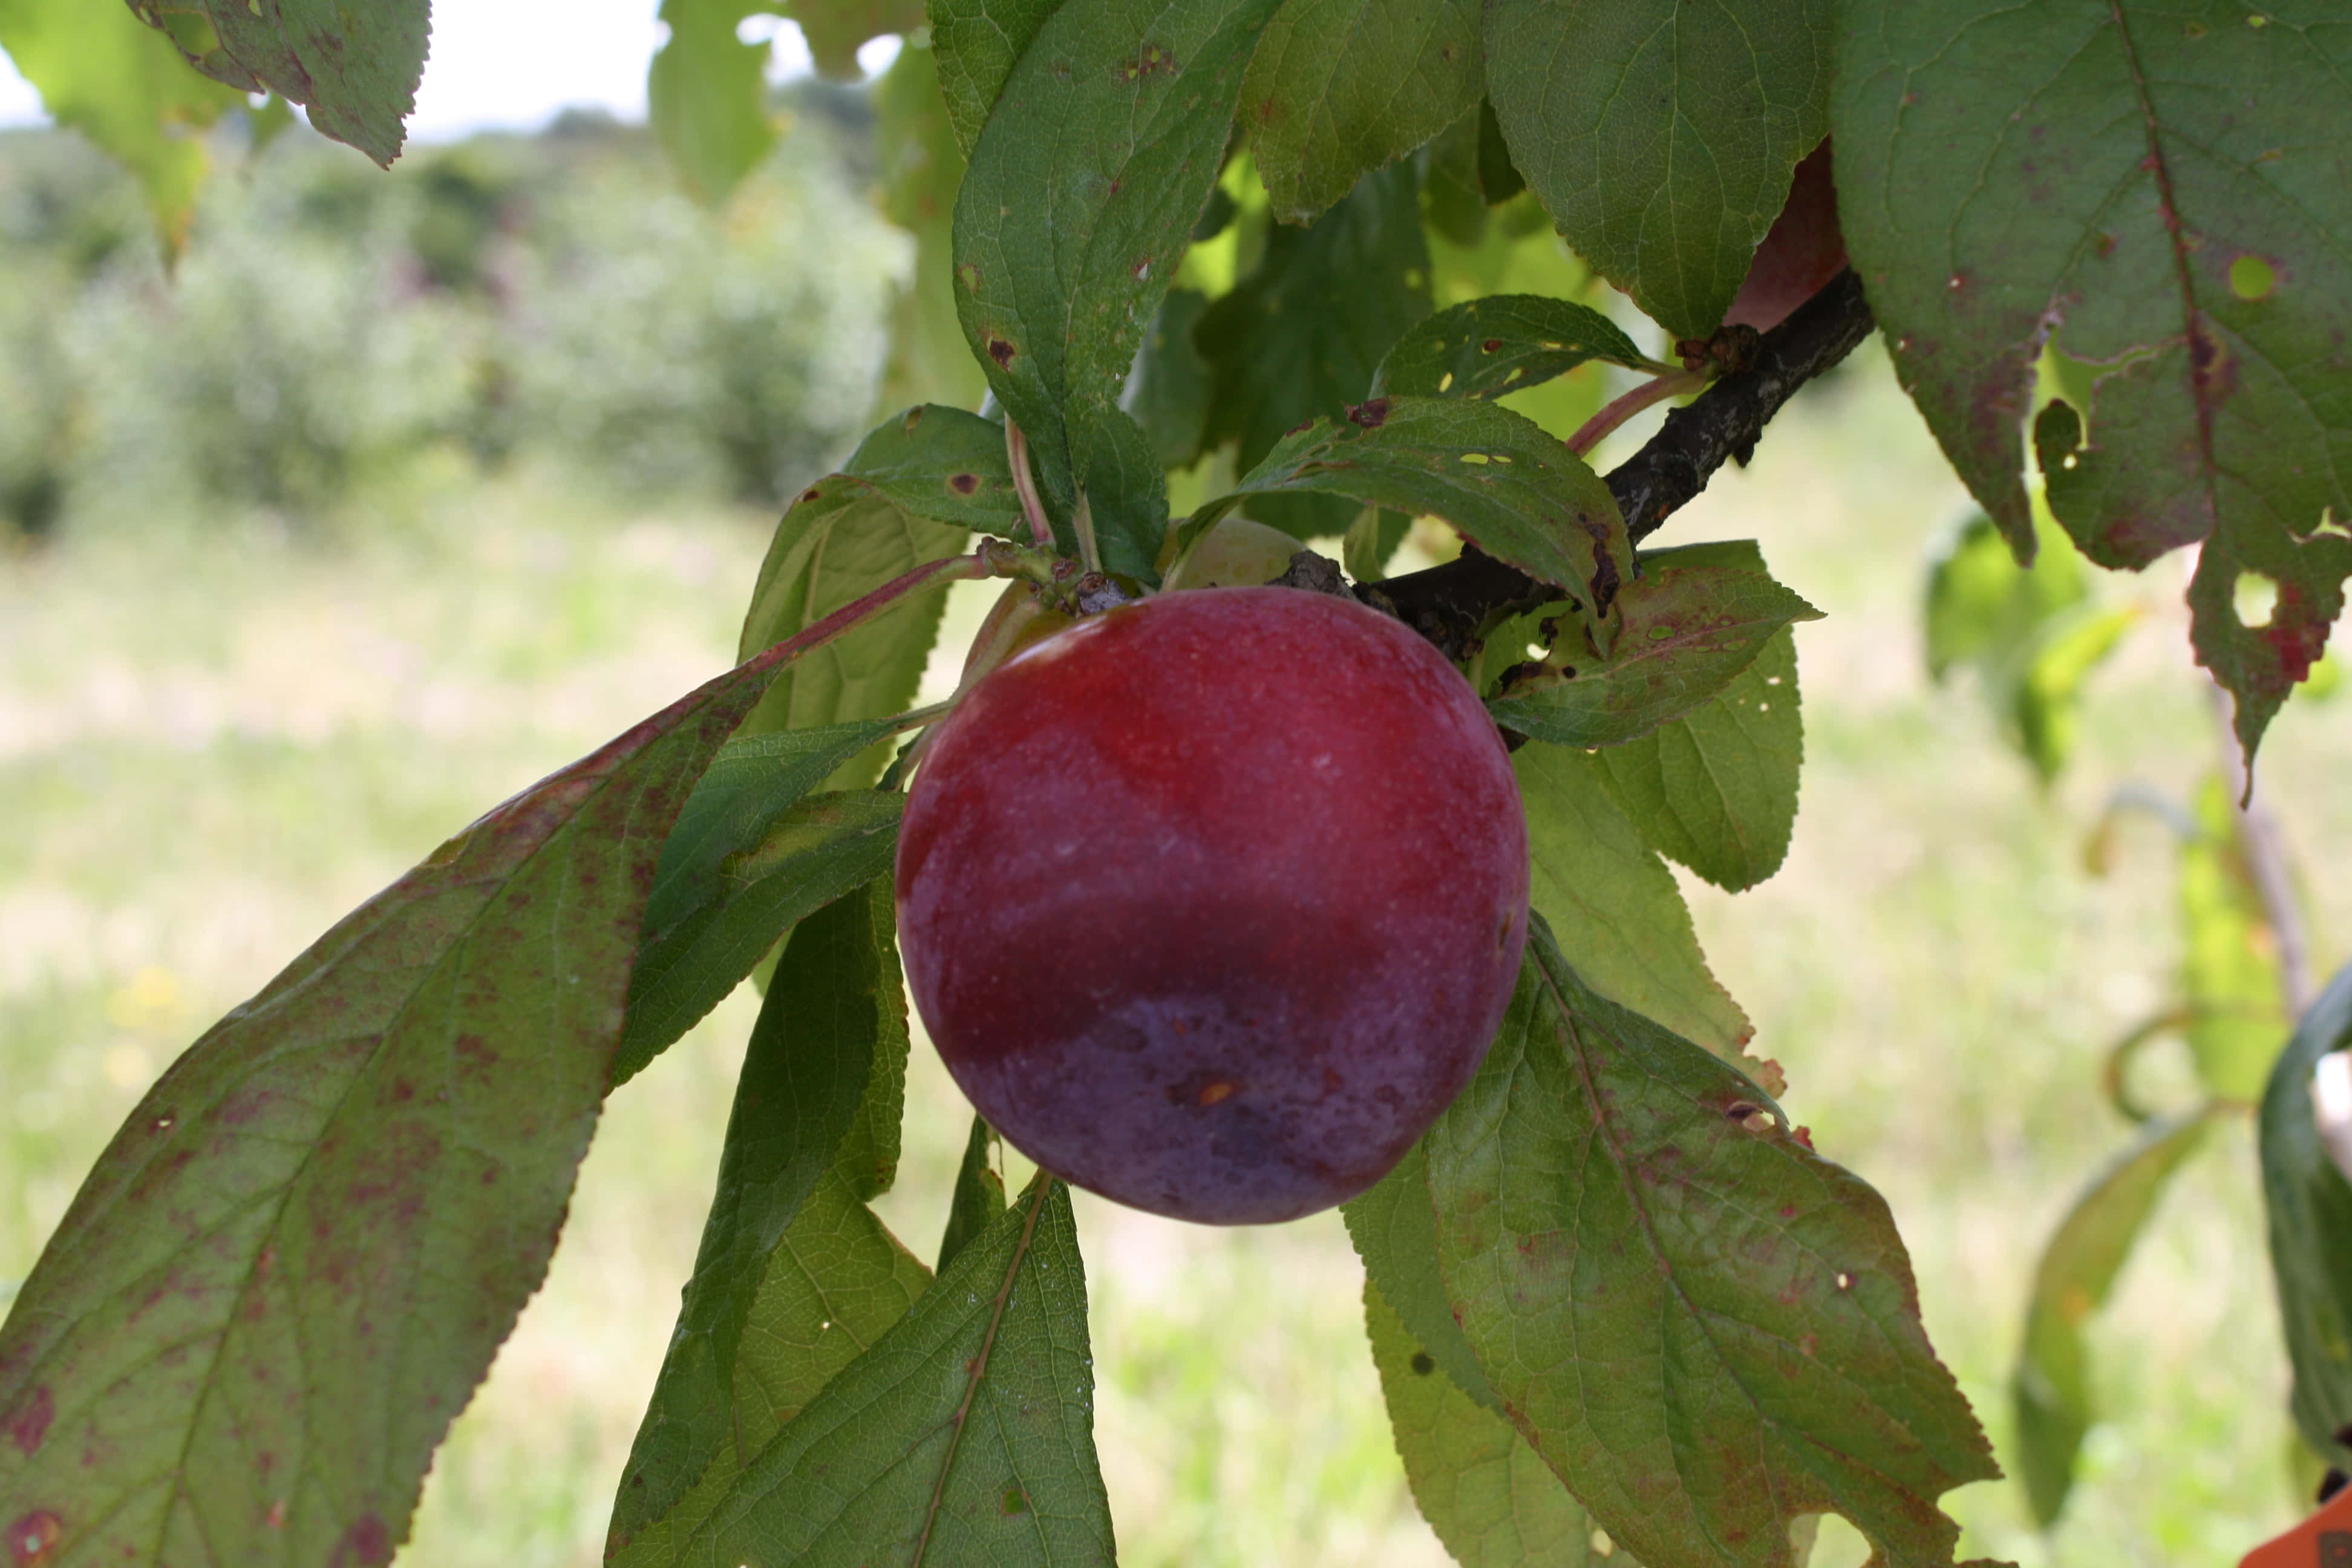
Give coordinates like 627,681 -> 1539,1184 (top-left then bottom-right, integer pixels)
1365,1278 -> 1615,1566
0,623 -> 840,1568
1376,294 -> 1656,401
1225,395 -> 1629,641
1425,916 -> 1998,1567
125,0 -> 426,165
1344,1140 -> 1501,1413
1488,549 -> 1820,748
672,1175 -> 1114,1566
1835,2 -> 2352,760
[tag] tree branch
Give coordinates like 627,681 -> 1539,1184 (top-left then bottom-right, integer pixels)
1368,269 -> 1877,655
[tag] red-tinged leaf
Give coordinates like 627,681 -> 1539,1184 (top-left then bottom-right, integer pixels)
1425,916 -> 1999,1568
0,628 -> 831,1568
1835,4 -> 2352,759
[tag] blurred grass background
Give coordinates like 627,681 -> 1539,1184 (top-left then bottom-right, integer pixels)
2,92 -> 2348,1568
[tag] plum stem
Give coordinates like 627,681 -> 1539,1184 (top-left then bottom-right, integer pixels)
1005,419 -> 1056,549
1566,368 -> 1707,459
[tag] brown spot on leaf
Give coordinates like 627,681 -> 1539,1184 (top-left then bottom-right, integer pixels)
8,1511 -> 60,1566
1346,397 -> 1390,428
987,338 -> 1017,368
800,486 -> 822,504
330,1512 -> 391,1567
948,472 -> 979,495
4,1388 -> 51,1457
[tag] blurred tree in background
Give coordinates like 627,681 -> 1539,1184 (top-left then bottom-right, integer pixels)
0,83 -> 899,540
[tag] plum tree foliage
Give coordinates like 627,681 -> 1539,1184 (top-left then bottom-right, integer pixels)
1,2 -> 2349,1566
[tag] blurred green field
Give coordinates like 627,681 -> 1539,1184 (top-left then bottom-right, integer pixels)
4,334 -> 2348,1568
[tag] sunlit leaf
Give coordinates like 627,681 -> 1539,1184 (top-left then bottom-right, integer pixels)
2177,777 -> 2292,1103
2013,1108 -> 2216,1527
0,623 -> 837,1568
1485,0 -> 1832,339
1376,293 -> 1655,401
675,1175 -> 1114,1566
1426,916 -> 1998,1567
789,0 -> 926,78
648,0 -> 785,204
1238,0 -> 1481,223
2259,961 -> 2352,1457
1123,286 -> 1215,468
0,0 -> 250,249
1835,2 -> 2352,760
609,881 -> 906,1549
1514,742 -> 1753,1060
1365,1279 -> 1615,1566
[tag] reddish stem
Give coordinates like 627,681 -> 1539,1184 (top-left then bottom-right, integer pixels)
746,547 -> 996,664
1567,369 -> 1707,458
1005,420 -> 1056,548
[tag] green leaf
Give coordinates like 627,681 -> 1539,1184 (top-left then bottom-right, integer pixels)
1365,1279 -> 1614,1567
1484,0 -> 1832,340
2177,777 -> 2292,1103
1228,395 -> 1631,641
1375,293 -> 1656,401
617,788 -> 905,1087
1593,546 -> 1803,892
834,882 -> 915,1203
938,1116 -> 1008,1272
648,0 -> 786,204
876,42 -> 992,417
610,882 -> 904,1550
1488,555 -> 1820,747
1924,511 -> 2087,683
1513,742 -> 1752,1062
1422,110 -> 1491,249
1197,162 -> 1433,540
1123,286 -> 1216,468
2259,960 -> 2352,1457
951,0 -> 1277,524
1342,506 -> 1413,583
608,1171 -> 935,1566
1924,509 -> 2126,785
0,624 -> 834,1568
1344,1142 -> 1501,1413
1238,0 -> 1483,223
929,0 -> 1060,157
1426,916 -> 1998,1568
737,408 -> 996,779
1834,5 -> 2352,762
678,1175 -> 1115,1566
790,0 -> 927,78
0,0 -> 250,250
2013,1108 -> 2216,1528
129,0 -> 427,166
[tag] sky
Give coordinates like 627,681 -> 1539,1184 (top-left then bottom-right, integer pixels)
0,0 -> 881,139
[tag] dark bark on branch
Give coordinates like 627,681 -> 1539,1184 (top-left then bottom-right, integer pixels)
1365,269 -> 1877,656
